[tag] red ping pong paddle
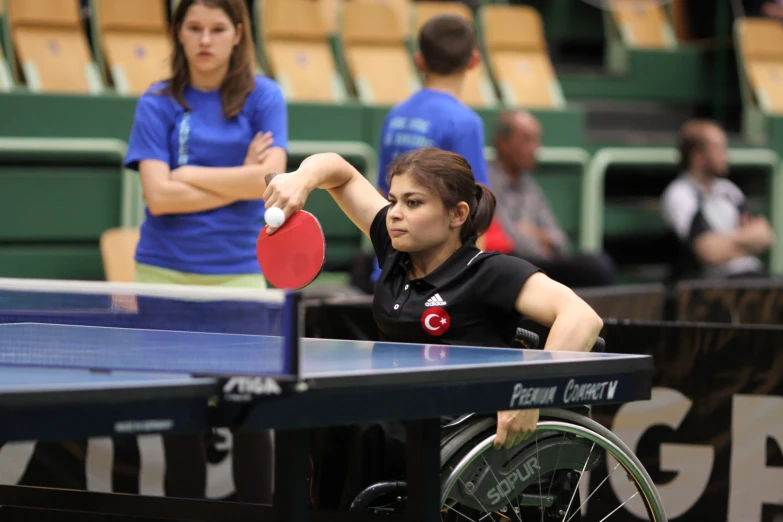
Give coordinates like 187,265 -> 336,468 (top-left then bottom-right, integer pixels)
256,173 -> 326,290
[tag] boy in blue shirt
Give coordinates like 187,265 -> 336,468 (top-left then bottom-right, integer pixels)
369,13 -> 490,283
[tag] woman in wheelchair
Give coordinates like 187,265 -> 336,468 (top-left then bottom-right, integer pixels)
264,149 -> 665,521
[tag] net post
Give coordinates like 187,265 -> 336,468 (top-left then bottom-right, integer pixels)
282,291 -> 302,380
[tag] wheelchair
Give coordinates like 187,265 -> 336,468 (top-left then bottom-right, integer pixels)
347,329 -> 667,522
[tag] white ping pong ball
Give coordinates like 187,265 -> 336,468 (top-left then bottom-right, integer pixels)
265,207 -> 286,228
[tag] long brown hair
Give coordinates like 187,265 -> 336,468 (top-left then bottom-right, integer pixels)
387,148 -> 496,243
165,0 -> 256,118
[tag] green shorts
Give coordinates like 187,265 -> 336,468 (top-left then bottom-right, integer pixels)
134,262 -> 267,289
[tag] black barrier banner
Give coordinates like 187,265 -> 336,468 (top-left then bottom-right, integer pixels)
587,321 -> 783,522
2,319 -> 783,522
676,278 -> 783,324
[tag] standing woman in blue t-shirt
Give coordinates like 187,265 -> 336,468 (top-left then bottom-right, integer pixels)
124,0 -> 287,503
125,0 -> 287,288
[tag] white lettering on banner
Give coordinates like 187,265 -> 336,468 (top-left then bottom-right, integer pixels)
563,379 -> 618,404
728,395 -> 783,522
137,434 -> 166,497
205,428 -> 236,499
0,441 -> 35,486
86,438 -> 113,493
611,387 -> 714,519
509,383 -> 557,408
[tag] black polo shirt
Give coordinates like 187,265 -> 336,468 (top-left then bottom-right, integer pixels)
370,205 -> 541,348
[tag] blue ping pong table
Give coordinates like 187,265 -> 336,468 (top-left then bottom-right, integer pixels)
0,287 -> 653,522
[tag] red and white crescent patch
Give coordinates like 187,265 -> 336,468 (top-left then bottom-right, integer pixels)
420,307 -> 451,336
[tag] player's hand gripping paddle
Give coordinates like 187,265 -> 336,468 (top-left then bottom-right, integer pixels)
256,172 -> 326,289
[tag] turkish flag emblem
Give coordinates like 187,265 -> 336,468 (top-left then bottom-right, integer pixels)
421,307 -> 451,336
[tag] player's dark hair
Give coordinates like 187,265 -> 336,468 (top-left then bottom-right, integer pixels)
418,14 -> 476,76
387,148 -> 496,243
164,0 -> 256,118
678,118 -> 719,171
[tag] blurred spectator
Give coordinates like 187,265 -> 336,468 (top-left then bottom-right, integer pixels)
124,0 -> 286,505
487,111 -> 615,289
661,119 -> 773,280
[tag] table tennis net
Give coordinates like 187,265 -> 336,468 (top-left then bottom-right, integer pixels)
0,278 -> 290,337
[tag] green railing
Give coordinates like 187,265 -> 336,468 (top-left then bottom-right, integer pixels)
0,136 -> 378,230
485,145 -> 591,245
581,147 -> 783,274
5,138 -> 783,275
484,145 -> 590,169
0,137 -> 134,230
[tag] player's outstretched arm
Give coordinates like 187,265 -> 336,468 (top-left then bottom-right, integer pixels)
514,273 -> 603,352
139,160 -> 238,216
263,153 -> 389,238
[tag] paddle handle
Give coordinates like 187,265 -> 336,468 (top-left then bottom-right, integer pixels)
265,172 -> 278,186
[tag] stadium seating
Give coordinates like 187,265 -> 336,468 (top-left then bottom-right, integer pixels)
340,1 -> 419,105
92,0 -> 171,96
602,0 -> 677,73
352,0 -> 411,37
259,0 -> 347,103
735,17 -> 783,142
607,0 -> 676,49
411,1 -> 498,108
478,5 -> 564,109
316,0 -> 340,35
6,0 -> 103,93
0,0 -> 780,285
737,18 -> 783,114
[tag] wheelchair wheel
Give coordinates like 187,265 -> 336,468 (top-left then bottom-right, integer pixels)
440,408 -> 667,522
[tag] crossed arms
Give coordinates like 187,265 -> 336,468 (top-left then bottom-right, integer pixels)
692,214 -> 773,265
140,132 -> 287,216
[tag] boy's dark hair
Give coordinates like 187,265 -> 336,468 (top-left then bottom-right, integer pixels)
418,14 -> 477,76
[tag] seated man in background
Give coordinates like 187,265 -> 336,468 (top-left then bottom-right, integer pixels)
487,111 -> 615,288
661,118 -> 773,280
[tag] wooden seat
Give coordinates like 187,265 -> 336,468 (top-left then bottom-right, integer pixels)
736,17 -> 783,114
608,0 -> 676,49
341,1 -> 418,105
94,0 -> 171,95
100,227 -> 140,283
480,5 -> 562,109
412,1 -> 497,108
353,0 -> 411,37
314,0 -> 340,35
7,0 -> 103,93
261,0 -> 345,102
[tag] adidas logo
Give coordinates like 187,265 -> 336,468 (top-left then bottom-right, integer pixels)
425,293 -> 447,307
